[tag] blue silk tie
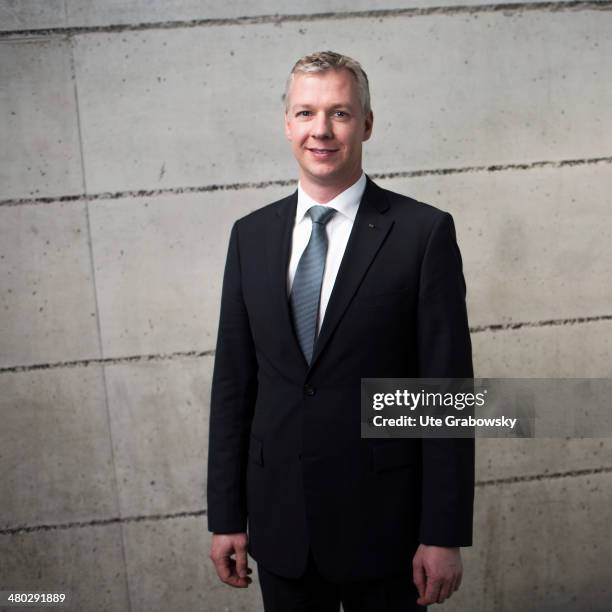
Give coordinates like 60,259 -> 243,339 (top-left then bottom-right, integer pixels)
289,205 -> 337,365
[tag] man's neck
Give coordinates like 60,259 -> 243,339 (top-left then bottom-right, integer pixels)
299,169 -> 363,204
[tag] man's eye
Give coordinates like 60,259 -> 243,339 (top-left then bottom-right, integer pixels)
297,110 -> 311,117
335,111 -> 347,117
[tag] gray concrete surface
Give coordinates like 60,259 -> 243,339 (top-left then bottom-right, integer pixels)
0,1 -> 65,32
84,164 -> 612,362
0,365 -> 117,529
0,199 -> 99,368
383,164 -> 612,328
68,11 -> 612,196
87,188 -> 284,358
104,356 -> 213,517
441,471 -> 612,611
0,1 -> 593,32
0,523 -> 130,610
1,2 -> 611,611
473,319 -> 612,378
473,319 -> 612,485
0,37 -> 83,201
123,516 -> 263,612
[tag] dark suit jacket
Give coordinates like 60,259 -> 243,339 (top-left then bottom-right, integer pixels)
207,174 -> 474,583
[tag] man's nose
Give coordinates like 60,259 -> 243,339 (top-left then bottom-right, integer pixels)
310,112 -> 333,139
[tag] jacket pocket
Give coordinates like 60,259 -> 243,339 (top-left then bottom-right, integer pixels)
248,434 -> 264,466
371,443 -> 416,473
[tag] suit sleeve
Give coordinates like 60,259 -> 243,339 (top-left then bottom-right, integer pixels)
207,220 -> 258,534
417,212 -> 475,547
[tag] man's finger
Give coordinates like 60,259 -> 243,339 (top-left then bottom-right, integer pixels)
437,578 -> 453,603
217,558 -> 251,588
235,546 -> 249,579
209,535 -> 251,589
412,559 -> 426,599
213,554 -> 233,581
418,577 -> 442,606
453,571 -> 463,592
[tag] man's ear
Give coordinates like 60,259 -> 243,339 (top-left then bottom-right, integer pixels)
284,112 -> 292,142
363,110 -> 374,142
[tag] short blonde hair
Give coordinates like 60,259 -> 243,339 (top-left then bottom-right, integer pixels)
284,50 -> 371,116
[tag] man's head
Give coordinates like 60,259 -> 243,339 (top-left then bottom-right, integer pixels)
284,51 -> 374,194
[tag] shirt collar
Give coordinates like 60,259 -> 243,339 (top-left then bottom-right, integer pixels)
296,171 -> 366,224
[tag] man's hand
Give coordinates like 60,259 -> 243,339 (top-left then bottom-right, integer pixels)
412,544 -> 463,605
210,532 -> 253,588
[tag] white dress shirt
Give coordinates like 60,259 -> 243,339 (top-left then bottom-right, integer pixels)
287,171 -> 367,335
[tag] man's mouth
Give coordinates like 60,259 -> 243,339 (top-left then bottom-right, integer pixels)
307,147 -> 339,158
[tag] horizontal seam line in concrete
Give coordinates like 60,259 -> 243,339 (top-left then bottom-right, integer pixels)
0,1 -> 610,38
1,313 -> 611,375
0,509 -> 207,536
2,465 -> 611,536
475,465 -> 612,487
1,155 -> 611,208
0,350 -> 215,374
469,313 -> 612,333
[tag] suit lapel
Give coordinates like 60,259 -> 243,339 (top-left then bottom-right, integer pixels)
264,175 -> 394,374
265,189 -> 309,370
309,175 -> 393,371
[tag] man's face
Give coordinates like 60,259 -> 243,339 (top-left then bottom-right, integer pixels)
284,69 -> 373,187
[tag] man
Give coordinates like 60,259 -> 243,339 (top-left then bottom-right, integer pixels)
208,51 -> 474,611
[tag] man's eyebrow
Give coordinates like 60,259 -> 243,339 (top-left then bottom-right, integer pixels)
291,103 -> 354,110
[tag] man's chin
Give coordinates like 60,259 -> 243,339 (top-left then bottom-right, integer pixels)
301,165 -> 343,184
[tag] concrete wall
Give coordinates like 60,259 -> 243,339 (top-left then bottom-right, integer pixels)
1,1 -> 611,610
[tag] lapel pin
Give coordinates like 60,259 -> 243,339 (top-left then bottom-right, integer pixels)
368,223 -> 375,229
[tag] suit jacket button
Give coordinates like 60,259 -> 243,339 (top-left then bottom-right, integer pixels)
303,384 -> 315,396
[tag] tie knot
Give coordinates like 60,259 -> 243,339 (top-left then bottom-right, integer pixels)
307,205 -> 336,226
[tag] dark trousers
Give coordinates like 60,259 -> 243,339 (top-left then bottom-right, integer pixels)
257,549 -> 427,612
